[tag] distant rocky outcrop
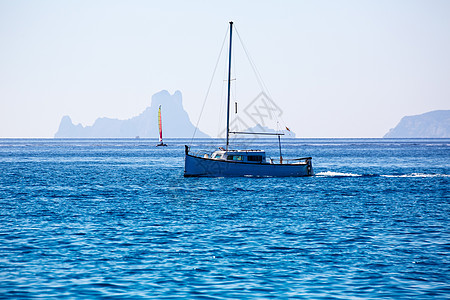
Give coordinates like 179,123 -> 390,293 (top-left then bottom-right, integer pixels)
244,124 -> 296,138
55,90 -> 209,138
384,110 -> 450,138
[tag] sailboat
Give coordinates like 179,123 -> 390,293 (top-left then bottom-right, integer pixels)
184,21 -> 313,177
156,105 -> 167,147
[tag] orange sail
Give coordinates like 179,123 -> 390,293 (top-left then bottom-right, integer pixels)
158,105 -> 163,142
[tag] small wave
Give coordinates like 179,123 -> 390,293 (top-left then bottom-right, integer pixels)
317,172 -> 449,178
382,173 -> 450,178
315,171 -> 362,177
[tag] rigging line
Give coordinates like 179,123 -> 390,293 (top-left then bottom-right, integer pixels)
217,39 -> 230,139
232,38 -> 239,134
235,27 -> 277,103
216,70 -> 226,138
230,43 -> 237,136
235,28 -> 280,120
235,28 -> 265,93
190,27 -> 229,145
235,27 -> 290,133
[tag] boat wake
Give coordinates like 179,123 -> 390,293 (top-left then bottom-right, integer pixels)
316,171 -> 449,178
315,171 -> 363,177
381,173 -> 450,178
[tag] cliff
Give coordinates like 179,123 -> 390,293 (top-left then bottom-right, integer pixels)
383,110 -> 450,138
55,90 -> 209,138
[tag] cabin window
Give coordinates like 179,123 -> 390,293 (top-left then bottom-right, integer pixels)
248,155 -> 263,162
227,155 -> 243,161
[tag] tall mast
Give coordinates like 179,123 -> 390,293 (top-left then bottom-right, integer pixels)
226,21 -> 233,151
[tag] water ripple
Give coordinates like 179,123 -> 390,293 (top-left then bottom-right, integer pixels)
0,138 -> 448,298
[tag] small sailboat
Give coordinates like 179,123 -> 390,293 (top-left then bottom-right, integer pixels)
184,21 -> 313,177
156,105 -> 167,147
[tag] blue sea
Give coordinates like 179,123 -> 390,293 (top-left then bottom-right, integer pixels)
0,138 -> 448,299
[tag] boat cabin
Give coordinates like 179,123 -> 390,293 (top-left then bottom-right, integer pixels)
210,150 -> 267,163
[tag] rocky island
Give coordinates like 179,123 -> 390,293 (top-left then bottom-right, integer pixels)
55,90 -> 209,138
384,110 -> 450,138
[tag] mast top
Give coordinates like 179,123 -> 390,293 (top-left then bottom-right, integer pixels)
229,21 -> 233,25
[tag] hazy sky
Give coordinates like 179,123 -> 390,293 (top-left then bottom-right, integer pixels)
1,0 -> 449,138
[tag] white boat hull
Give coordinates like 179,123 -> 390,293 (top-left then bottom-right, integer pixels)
184,154 -> 313,177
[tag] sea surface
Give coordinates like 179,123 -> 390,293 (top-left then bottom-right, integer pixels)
0,138 -> 448,299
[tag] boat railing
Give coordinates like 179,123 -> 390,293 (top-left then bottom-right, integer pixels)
269,157 -> 312,165
191,151 -> 210,158
185,146 -> 213,158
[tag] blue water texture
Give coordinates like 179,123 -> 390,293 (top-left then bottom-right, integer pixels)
0,138 -> 448,299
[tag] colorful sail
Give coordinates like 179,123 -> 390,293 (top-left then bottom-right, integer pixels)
158,105 -> 163,142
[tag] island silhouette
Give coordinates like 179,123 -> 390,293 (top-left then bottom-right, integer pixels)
384,110 -> 449,138
55,90 -> 209,138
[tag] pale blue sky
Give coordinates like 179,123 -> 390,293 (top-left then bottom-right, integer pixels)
1,0 -> 449,137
